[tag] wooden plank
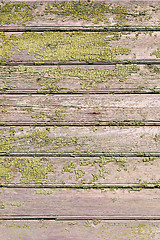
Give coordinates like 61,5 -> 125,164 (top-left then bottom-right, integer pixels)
0,156 -> 159,185
1,94 -> 160,123
1,1 -> 160,28
1,220 -> 160,240
1,31 -> 160,64
1,126 -> 160,154
0,188 -> 160,218
1,64 -> 160,93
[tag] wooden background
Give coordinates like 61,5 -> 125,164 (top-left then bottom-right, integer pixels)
0,0 -> 160,239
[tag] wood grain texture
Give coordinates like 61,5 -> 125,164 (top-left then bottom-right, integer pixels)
1,31 -> 160,64
1,0 -> 160,231
1,126 -> 160,154
1,1 -> 160,28
1,64 -> 160,93
0,156 -> 160,188
1,220 -> 160,240
0,156 -> 159,185
1,188 -> 160,218
1,94 -> 160,123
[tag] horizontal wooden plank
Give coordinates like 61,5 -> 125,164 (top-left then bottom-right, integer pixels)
1,126 -> 160,154
0,156 -> 159,185
1,94 -> 160,123
1,1 -> 160,28
1,64 -> 160,93
0,188 -> 160,218
1,220 -> 160,240
0,31 -> 160,64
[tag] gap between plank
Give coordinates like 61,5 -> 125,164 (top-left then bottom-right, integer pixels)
0,121 -> 160,126
1,216 -> 160,221
1,26 -> 160,32
0,183 -> 159,189
0,153 -> 160,157
1,89 -> 160,94
1,60 -> 160,66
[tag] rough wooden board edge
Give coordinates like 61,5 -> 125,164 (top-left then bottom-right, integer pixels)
1,188 -> 160,218
2,94 -> 160,123
1,0 -> 160,31
1,31 -> 160,63
1,155 -> 159,186
1,219 -> 160,240
2,126 -> 160,153
1,64 -> 160,94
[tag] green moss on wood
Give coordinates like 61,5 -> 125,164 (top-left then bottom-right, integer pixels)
0,2 -> 34,25
151,48 -> 160,58
0,157 -> 54,184
0,31 -> 132,64
0,127 -> 82,154
35,189 -> 53,195
45,1 -> 150,25
0,64 -> 139,93
11,202 -> 24,207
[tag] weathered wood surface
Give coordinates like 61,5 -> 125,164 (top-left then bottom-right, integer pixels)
1,126 -> 160,154
1,94 -> 160,123
1,0 -> 160,235
1,65 -> 160,93
1,1 -> 160,28
0,188 -> 160,218
1,31 -> 160,64
0,156 -> 159,185
1,220 -> 160,240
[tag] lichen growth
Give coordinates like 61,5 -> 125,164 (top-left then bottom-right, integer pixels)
0,33 -> 13,64
108,120 -> 145,126
0,157 -> 54,184
143,156 -> 156,162
44,1 -> 149,25
11,202 -> 24,207
35,189 -> 53,195
0,127 -> 82,154
61,156 -> 128,183
0,2 -> 35,26
151,48 -> 160,58
1,31 -> 132,64
0,203 -> 5,209
1,64 -> 139,93
55,110 -> 66,120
